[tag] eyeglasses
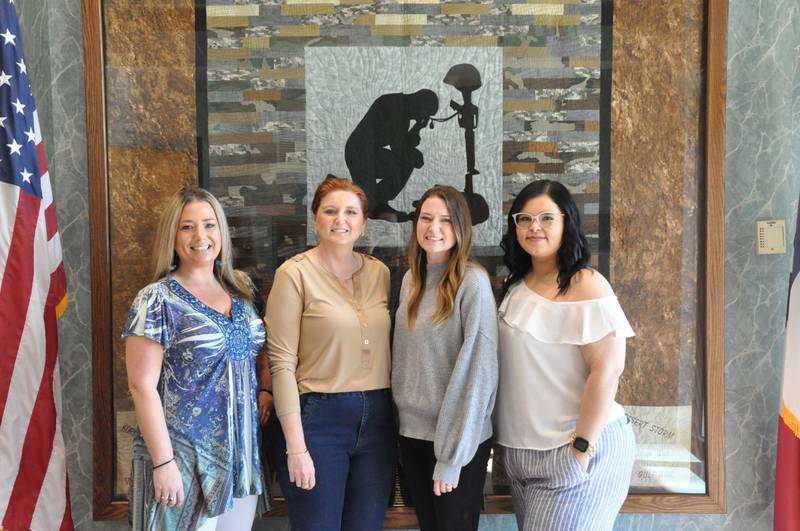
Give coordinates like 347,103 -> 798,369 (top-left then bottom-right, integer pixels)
511,211 -> 564,230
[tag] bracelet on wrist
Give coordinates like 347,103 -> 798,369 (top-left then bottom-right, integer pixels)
259,388 -> 273,395
153,457 -> 174,470
286,448 -> 308,457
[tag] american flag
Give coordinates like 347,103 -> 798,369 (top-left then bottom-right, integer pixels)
0,2 -> 73,530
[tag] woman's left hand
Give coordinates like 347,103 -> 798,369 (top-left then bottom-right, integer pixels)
433,480 -> 455,496
258,391 -> 272,425
570,446 -> 590,473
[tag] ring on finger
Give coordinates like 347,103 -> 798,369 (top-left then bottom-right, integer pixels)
167,495 -> 175,502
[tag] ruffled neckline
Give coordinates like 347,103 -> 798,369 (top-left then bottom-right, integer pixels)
519,279 -> 617,305
499,281 -> 635,345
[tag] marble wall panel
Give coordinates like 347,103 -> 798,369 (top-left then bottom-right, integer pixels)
610,0 -> 704,408
104,2 -> 196,148
24,0 -> 800,529
107,146 -> 196,418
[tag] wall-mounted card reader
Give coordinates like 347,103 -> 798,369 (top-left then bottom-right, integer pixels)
756,219 -> 786,254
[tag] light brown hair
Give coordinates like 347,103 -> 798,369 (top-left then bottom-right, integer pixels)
151,186 -> 254,302
406,185 -> 474,329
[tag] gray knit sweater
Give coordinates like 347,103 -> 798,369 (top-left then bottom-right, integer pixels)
392,262 -> 499,485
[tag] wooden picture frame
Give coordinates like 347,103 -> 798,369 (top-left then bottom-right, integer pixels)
83,0 -> 727,522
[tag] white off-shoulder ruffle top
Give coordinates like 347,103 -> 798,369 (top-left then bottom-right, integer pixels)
495,279 -> 635,450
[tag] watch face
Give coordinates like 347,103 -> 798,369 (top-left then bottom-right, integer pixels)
573,437 -> 590,453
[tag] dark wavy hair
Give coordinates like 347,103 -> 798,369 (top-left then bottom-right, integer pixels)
500,179 -> 591,297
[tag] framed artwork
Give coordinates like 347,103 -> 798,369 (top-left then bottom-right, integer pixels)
83,0 -> 727,523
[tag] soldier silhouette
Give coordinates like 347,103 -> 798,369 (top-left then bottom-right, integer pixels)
345,89 -> 439,222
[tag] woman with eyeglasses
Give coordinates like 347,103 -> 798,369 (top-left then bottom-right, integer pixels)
495,179 -> 636,531
392,186 -> 498,531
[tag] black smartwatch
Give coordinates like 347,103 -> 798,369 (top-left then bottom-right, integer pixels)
569,432 -> 595,456
572,436 -> 590,453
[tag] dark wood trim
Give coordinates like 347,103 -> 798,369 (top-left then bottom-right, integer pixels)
85,0 -> 728,521
701,0 -> 728,513
81,0 -> 122,520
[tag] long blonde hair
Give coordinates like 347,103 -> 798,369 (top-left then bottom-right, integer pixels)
151,186 -> 254,302
406,185 -> 473,330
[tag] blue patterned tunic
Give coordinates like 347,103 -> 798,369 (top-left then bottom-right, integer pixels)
123,278 -> 271,531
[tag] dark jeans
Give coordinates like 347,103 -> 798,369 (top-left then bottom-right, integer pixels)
273,390 -> 397,531
398,436 -> 492,531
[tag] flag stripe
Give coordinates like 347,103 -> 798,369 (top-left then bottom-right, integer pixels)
0,183 -> 18,292
50,261 -> 66,307
2,270 -> 60,531
40,168 -> 52,207
47,232 -> 63,272
36,142 -> 47,178
0,190 -> 41,425
29,437 -> 67,531
44,202 -> 57,240
774,417 -> 800,531
0,227 -> 47,520
58,475 -> 72,531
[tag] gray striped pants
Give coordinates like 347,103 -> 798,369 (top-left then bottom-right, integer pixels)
499,416 -> 636,531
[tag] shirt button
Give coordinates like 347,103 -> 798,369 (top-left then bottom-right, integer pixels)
363,339 -> 369,345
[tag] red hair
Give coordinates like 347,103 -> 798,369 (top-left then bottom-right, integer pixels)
311,174 -> 368,218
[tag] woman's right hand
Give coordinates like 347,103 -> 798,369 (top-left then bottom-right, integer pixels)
153,460 -> 185,507
258,391 -> 273,425
287,450 -> 316,490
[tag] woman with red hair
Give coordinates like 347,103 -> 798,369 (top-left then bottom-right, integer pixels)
265,175 -> 395,531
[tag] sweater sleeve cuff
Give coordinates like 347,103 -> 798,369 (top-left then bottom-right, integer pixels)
433,461 -> 462,486
273,371 -> 301,417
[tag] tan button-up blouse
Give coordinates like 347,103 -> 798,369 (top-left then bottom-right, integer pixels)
266,251 -> 392,417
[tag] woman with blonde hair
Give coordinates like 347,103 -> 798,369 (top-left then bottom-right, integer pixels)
392,185 -> 498,531
266,175 -> 395,530
123,186 -> 271,531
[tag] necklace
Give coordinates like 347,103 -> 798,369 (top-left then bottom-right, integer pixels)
315,250 -> 360,283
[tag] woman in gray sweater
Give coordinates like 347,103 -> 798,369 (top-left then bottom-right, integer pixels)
392,185 -> 499,531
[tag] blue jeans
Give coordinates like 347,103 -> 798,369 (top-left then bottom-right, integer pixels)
274,389 -> 397,531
